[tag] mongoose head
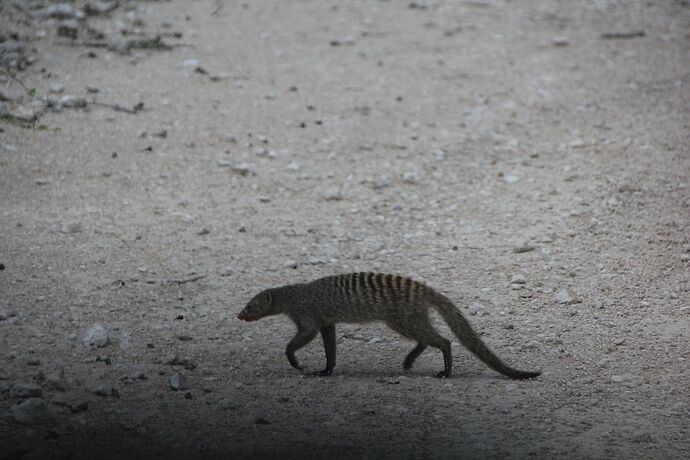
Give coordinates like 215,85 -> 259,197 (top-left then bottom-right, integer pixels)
238,290 -> 274,322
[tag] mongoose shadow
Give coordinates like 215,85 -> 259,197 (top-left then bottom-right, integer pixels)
238,272 -> 541,380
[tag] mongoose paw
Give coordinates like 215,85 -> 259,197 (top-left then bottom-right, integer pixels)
310,369 -> 333,377
435,371 -> 451,379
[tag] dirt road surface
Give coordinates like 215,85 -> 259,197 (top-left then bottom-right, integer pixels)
1,1 -> 689,458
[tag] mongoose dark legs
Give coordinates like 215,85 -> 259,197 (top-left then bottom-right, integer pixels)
238,273 -> 541,380
403,344 -> 427,370
285,326 -> 317,371
316,325 -> 336,376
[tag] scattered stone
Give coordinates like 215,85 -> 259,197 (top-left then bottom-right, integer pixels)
217,159 -> 232,167
10,383 -> 42,399
402,171 -> 419,184
11,398 -> 52,425
209,72 -> 229,82
57,95 -> 87,110
84,1 -> 119,16
521,341 -> 543,352
48,83 -> 65,94
555,288 -> 580,305
321,187 -> 344,201
502,173 -> 519,184
611,374 -> 632,383
229,162 -> 256,177
62,222 -> 83,234
220,266 -> 233,277
39,4 -> 85,20
510,273 -> 527,285
82,323 -> 109,348
284,260 -> 298,269
513,244 -> 535,253
168,372 -> 186,391
224,132 -> 237,143
551,36 -> 570,47
468,302 -> 485,316
613,338 -> 625,346
178,59 -> 200,69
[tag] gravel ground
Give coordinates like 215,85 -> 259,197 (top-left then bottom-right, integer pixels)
1,1 -> 689,458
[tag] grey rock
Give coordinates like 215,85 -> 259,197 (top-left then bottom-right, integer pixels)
49,83 -> 65,94
510,273 -> 527,285
10,383 -> 42,399
11,398 -> 52,425
220,266 -> 233,277
321,187 -> 344,201
555,288 -> 580,305
230,162 -> 256,177
521,340 -> 544,352
468,302 -> 484,316
38,4 -> 85,20
502,173 -> 519,184
402,171 -> 419,184
611,374 -> 633,383
168,372 -> 187,391
284,260 -> 298,269
0,88 -> 19,102
82,322 -> 109,348
57,95 -> 87,109
513,244 -> 535,253
551,36 -> 570,47
62,222 -> 83,233
84,1 -> 119,16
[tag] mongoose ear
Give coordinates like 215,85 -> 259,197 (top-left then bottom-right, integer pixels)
265,291 -> 272,306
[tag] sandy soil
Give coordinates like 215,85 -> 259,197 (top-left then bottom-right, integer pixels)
1,0 -> 689,458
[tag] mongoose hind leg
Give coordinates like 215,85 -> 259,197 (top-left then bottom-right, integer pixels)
403,343 -> 427,370
286,326 -> 318,372
387,318 -> 453,378
311,325 -> 336,376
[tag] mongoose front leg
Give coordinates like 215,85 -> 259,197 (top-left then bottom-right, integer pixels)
403,343 -> 427,370
312,325 -> 336,377
285,327 -> 318,372
434,338 -> 453,379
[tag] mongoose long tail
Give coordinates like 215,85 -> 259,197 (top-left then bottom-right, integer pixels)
433,295 -> 541,380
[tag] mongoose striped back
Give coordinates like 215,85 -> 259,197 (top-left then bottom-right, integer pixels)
238,272 -> 541,380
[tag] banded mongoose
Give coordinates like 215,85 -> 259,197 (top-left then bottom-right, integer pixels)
238,272 -> 540,379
